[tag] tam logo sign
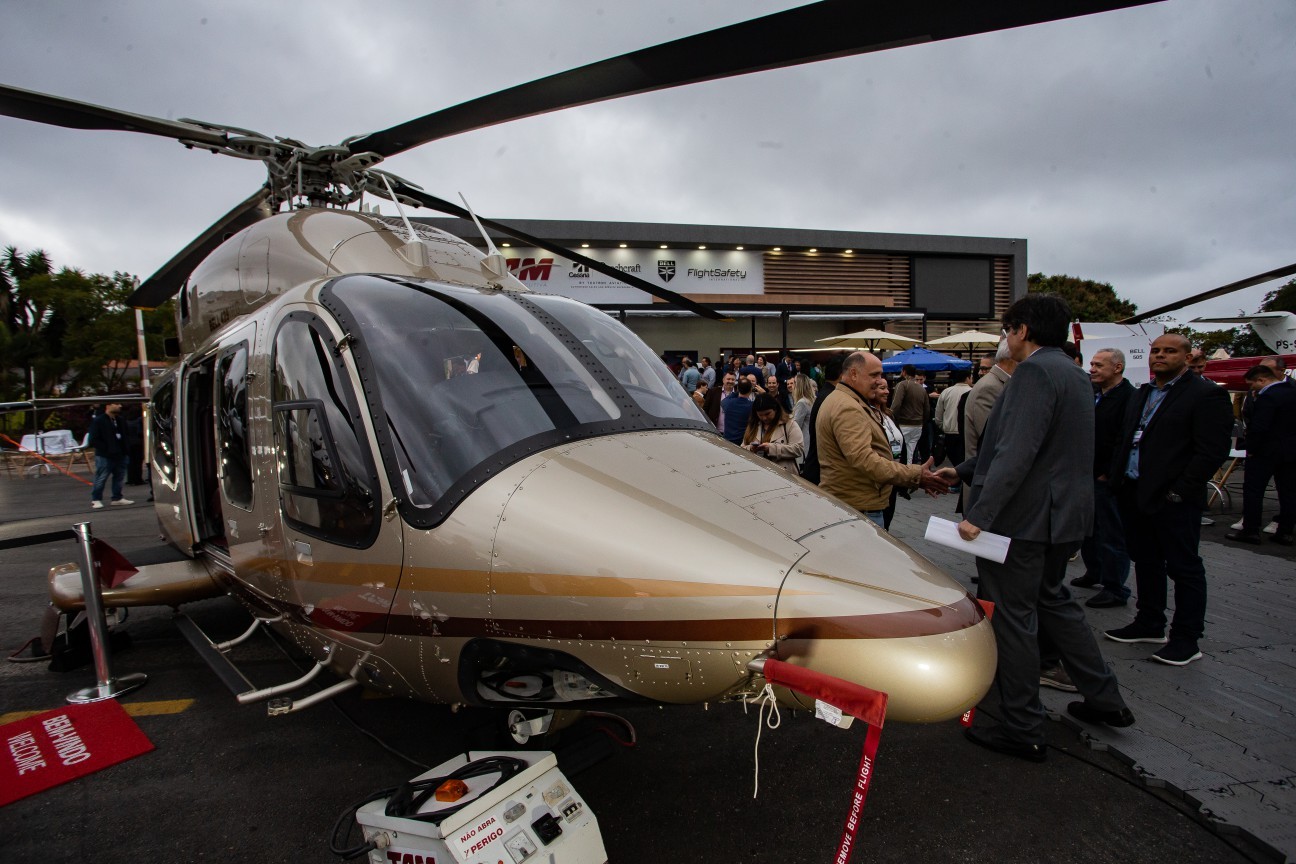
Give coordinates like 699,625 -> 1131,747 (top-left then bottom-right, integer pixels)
506,257 -> 554,281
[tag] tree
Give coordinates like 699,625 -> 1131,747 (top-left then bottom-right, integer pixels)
1027,273 -> 1137,322
0,247 -> 175,401
1260,278 -> 1296,314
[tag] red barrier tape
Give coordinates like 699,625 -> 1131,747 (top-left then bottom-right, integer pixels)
0,433 -> 92,486
960,599 -> 995,728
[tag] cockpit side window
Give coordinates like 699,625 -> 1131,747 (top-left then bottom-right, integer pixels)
323,275 -> 711,529
271,315 -> 379,547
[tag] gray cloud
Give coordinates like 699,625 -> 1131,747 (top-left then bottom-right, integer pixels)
1,0 -> 1291,325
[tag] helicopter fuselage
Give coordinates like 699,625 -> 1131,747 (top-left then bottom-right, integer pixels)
126,209 -> 995,722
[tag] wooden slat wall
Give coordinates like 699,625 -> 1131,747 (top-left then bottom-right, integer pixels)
660,253 -> 1014,348
762,252 -> 911,307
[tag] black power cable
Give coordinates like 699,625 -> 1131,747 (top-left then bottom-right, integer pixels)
385,755 -> 528,824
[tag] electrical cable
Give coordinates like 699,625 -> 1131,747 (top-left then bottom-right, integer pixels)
328,786 -> 398,860
262,622 -> 430,771
385,755 -> 528,824
584,710 -> 637,747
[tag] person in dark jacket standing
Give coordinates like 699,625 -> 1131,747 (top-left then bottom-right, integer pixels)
1104,334 -> 1233,666
1226,364 -> 1295,546
936,294 -> 1131,760
1072,348 -> 1136,607
798,356 -> 842,484
88,402 -> 134,508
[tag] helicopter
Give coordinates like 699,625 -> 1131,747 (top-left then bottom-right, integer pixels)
0,2 -> 1172,730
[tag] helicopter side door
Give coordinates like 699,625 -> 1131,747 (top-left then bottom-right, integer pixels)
182,350 -> 225,552
148,368 -> 195,555
266,308 -> 400,647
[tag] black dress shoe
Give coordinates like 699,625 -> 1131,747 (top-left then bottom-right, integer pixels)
1070,574 -> 1100,588
1067,701 -> 1136,727
1085,590 -> 1128,608
1224,530 -> 1262,545
963,726 -> 1046,763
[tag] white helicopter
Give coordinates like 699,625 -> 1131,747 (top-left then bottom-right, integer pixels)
1,1 -> 1166,730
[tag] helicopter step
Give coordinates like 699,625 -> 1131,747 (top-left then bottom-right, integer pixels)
174,610 -> 359,714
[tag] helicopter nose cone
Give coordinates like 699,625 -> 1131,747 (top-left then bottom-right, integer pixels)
775,520 -> 996,723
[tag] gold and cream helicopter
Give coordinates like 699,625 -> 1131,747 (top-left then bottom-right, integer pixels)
0,1 -> 1164,729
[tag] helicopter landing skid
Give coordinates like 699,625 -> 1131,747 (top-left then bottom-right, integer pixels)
174,611 -> 359,715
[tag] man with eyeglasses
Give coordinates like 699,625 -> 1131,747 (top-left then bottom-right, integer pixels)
936,294 -> 1131,762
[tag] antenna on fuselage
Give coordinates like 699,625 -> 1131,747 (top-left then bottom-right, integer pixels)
378,172 -> 433,270
458,192 -> 511,287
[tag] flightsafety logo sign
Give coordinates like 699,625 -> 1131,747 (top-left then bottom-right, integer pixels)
503,248 -> 764,303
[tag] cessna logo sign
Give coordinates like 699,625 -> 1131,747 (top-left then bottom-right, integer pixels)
658,260 -> 676,282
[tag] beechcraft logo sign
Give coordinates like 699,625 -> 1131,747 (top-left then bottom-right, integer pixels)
658,260 -> 676,283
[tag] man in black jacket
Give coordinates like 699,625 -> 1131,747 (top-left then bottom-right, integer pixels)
798,356 -> 841,484
87,402 -> 134,509
1226,364 -> 1295,546
1072,348 -> 1136,607
1105,334 -> 1233,666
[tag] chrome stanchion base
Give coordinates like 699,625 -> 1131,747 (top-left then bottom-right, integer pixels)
67,672 -> 148,704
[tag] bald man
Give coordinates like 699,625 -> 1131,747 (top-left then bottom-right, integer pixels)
1104,333 -> 1233,667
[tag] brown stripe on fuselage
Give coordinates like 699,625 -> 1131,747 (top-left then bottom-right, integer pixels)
225,583 -> 980,642
777,595 -> 983,641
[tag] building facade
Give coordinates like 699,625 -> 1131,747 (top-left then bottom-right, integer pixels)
418,218 -> 1025,363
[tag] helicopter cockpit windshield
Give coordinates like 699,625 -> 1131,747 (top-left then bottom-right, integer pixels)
324,276 -> 710,528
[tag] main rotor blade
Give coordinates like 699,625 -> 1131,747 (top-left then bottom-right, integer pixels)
0,83 -> 229,148
128,187 -> 275,309
351,0 -> 1162,158
390,184 -> 727,320
1120,262 -> 1296,324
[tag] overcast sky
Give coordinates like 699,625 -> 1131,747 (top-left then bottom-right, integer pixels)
1,1 -> 1292,328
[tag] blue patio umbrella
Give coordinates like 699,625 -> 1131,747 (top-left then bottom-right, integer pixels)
881,346 -> 973,373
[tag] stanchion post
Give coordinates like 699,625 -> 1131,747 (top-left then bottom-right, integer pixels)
66,521 -> 147,704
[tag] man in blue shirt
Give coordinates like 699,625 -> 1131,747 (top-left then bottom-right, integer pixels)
721,378 -> 755,445
1104,334 -> 1233,666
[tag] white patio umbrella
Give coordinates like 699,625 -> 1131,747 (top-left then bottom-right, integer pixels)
923,329 -> 1002,352
814,329 -> 921,352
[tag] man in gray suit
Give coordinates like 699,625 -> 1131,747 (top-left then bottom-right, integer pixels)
936,294 -> 1132,762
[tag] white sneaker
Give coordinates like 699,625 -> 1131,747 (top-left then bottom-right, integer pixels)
1230,519 -> 1244,531
109,498 -> 134,506
91,500 -> 104,509
1264,521 -> 1280,535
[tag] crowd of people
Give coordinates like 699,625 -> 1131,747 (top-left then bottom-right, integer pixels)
674,295 -> 1292,763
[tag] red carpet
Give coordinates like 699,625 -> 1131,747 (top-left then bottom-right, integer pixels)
2,700 -> 153,806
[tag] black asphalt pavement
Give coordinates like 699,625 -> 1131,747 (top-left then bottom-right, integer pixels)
0,472 -> 1278,864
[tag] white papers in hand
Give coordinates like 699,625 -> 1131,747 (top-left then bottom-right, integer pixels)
924,516 -> 1011,564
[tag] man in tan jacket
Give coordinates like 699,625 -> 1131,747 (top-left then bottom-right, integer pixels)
818,351 -> 948,527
